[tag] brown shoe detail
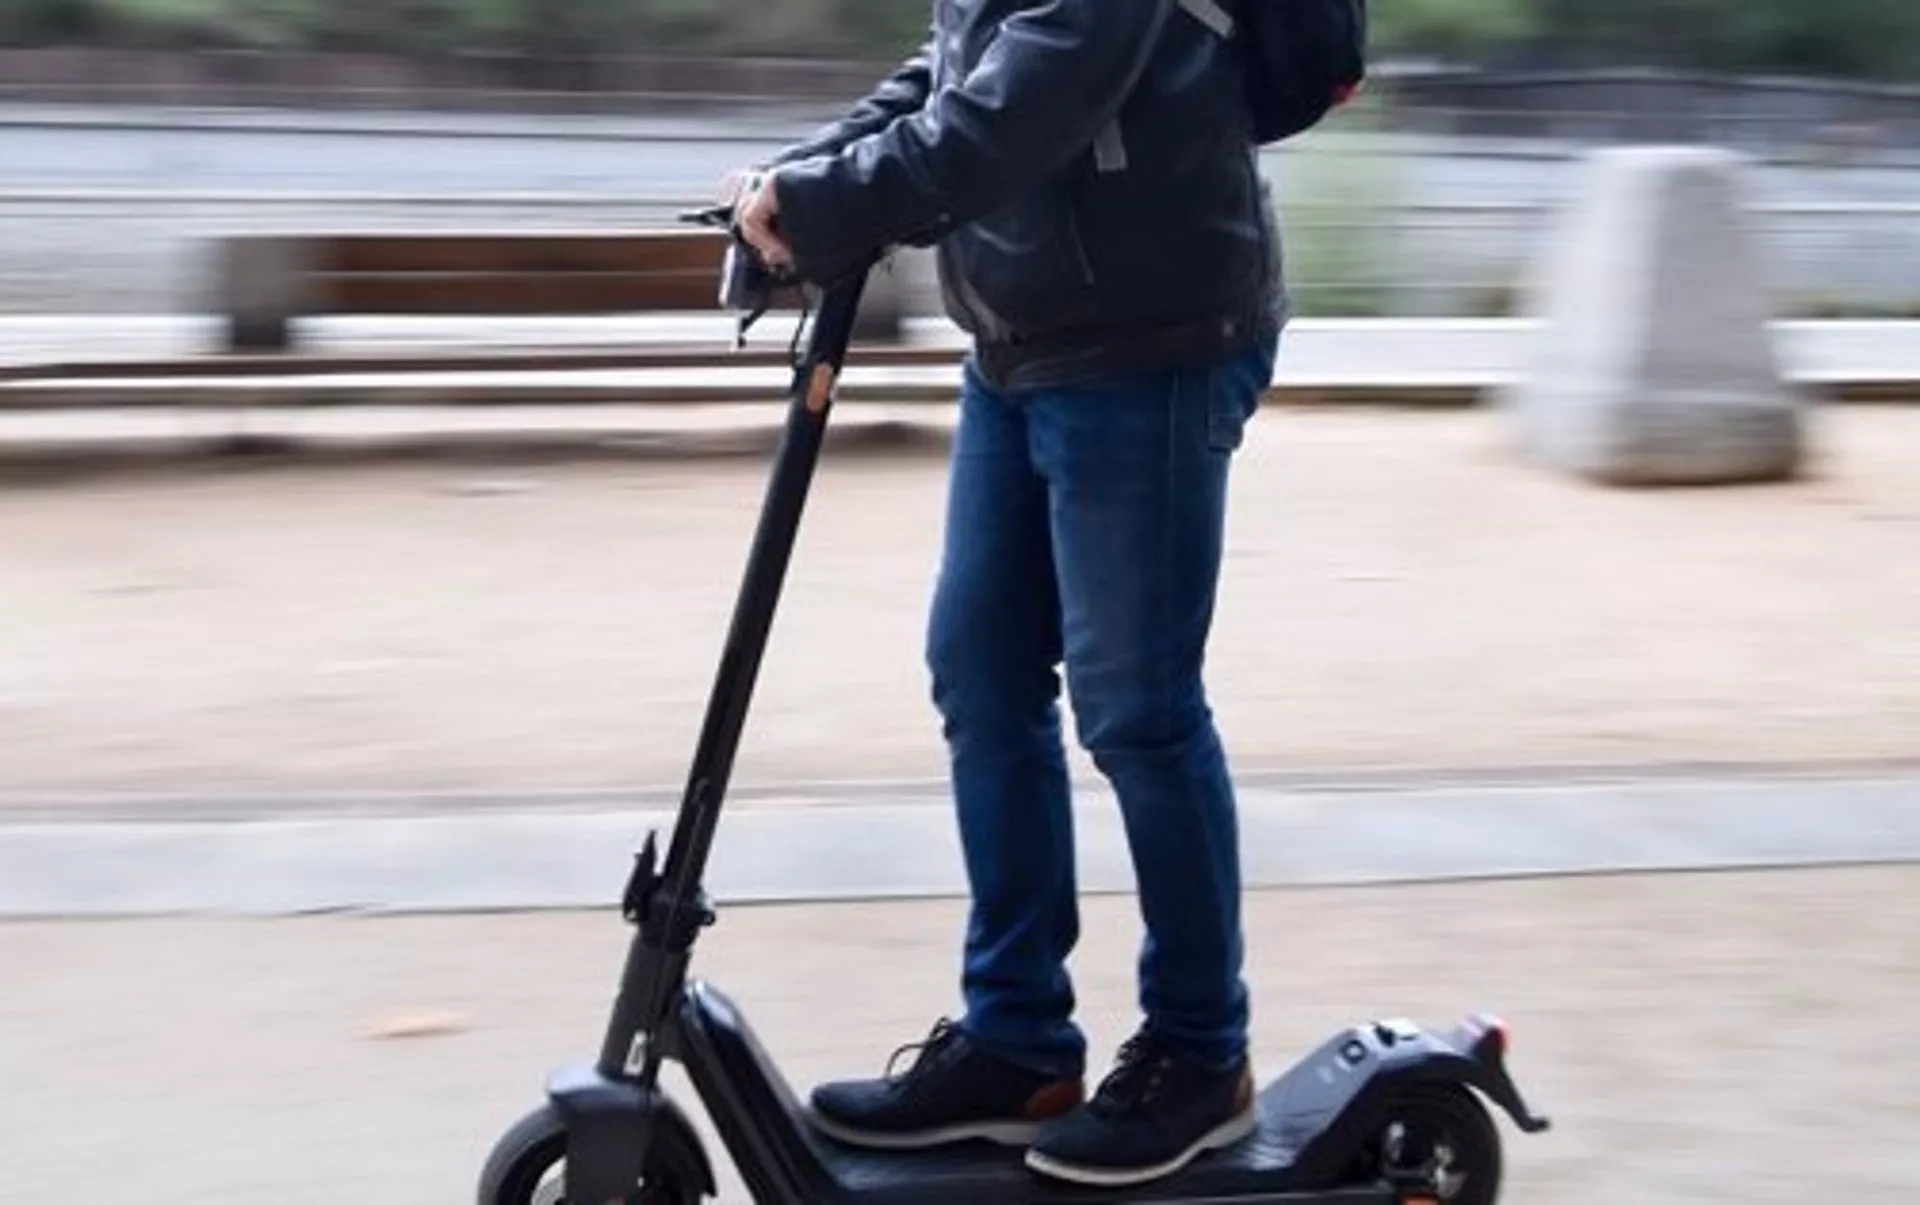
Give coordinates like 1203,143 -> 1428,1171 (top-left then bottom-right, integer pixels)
1021,1078 -> 1087,1121
1232,1068 -> 1255,1113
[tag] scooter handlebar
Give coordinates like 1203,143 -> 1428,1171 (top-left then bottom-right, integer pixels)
678,199 -> 881,363
678,203 -> 796,317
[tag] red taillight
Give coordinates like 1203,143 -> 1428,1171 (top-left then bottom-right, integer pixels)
1477,1013 -> 1510,1055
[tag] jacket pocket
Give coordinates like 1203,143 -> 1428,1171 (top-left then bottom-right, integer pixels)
940,236 -> 1015,343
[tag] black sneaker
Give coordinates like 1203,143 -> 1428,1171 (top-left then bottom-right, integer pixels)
808,1019 -> 1086,1150
1024,1031 -> 1258,1187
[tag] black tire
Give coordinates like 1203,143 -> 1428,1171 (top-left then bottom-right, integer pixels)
1364,1084 -> 1503,1205
477,1102 -> 707,1205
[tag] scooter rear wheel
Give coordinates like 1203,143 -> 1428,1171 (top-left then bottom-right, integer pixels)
1365,1084 -> 1503,1204
477,1102 -> 706,1205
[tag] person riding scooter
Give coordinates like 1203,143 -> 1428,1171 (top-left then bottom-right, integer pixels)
723,0 -> 1289,1187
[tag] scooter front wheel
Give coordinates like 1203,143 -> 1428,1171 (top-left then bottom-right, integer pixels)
478,1102 -> 707,1205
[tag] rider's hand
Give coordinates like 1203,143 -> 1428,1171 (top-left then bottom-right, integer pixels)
736,171 -> 795,272
717,169 -> 756,208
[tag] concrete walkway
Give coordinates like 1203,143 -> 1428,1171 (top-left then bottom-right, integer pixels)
4,767 -> 1917,916
6,315 -> 1920,1200
4,867 -> 1918,1204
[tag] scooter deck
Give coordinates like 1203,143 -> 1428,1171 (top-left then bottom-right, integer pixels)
804,1109 -> 1394,1204
678,982 -> 1425,1205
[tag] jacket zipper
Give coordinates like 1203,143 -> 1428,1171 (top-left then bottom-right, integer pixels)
1064,202 -> 1098,287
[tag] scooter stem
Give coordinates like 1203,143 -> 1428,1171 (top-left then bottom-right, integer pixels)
659,269 -> 867,912
598,246 -> 874,1085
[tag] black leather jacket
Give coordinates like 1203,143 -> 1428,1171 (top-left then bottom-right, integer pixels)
769,0 -> 1287,391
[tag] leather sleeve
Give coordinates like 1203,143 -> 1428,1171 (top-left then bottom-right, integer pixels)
763,39 -> 936,168
774,0 -> 1176,279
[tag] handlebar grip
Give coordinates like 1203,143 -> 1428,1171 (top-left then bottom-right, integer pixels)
682,201 -> 791,316
719,241 -> 783,312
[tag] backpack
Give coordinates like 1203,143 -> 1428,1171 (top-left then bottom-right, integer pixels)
1180,0 -> 1369,145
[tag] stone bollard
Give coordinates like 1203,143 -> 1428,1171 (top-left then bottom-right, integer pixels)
1498,146 -> 1808,486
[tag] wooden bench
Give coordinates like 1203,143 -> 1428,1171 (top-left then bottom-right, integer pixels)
215,228 -> 908,352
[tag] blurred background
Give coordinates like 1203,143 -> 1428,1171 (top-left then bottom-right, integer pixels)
2,4 -> 1919,1205
0,0 -> 1917,318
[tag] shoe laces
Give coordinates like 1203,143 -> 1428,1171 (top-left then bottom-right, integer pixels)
1090,1031 -> 1180,1118
883,1017 -> 963,1081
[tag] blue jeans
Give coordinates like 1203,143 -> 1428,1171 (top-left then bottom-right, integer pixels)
928,335 -> 1279,1080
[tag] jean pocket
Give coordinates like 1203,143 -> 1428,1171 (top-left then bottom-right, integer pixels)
1204,339 -> 1278,453
1205,374 -> 1259,453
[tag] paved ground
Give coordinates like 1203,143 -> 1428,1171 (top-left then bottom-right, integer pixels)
6,384 -> 1919,1201
5,406 -> 1920,800
7,768 -> 1917,914
3,866 -> 1917,1203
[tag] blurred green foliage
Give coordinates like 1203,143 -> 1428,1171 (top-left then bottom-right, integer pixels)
0,0 -> 915,56
1371,0 -> 1540,64
1478,0 -> 1920,80
1,0 -> 1916,80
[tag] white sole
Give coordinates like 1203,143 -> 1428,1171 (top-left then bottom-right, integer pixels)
807,1109 -> 1043,1151
1024,1108 -> 1261,1188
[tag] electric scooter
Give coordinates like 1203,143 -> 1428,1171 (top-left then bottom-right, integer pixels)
477,201 -> 1552,1205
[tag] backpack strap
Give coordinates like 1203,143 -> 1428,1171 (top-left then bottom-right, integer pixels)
1093,0 -> 1245,173
1096,0 -> 1232,172
1093,120 -> 1129,172
1179,0 -> 1235,37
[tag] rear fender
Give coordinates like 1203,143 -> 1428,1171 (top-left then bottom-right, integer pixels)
1435,1014 -> 1552,1134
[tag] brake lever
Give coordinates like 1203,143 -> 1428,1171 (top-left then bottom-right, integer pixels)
680,198 -> 806,351
679,204 -> 736,231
